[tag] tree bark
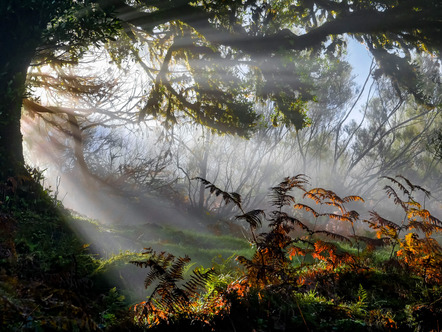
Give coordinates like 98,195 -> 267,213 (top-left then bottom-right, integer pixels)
0,55 -> 34,180
0,3 -> 47,181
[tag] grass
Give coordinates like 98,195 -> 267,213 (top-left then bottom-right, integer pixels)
3,172 -> 441,331
66,212 -> 254,303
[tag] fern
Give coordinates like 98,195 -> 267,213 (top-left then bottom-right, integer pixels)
293,203 -> 319,217
130,248 -> 225,327
193,177 -> 242,210
384,185 -> 407,211
270,175 -> 309,209
314,230 -> 352,244
235,209 -> 265,229
362,176 -> 442,280
381,176 -> 411,196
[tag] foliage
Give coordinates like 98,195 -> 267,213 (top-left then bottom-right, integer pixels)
102,0 -> 442,132
130,248 -> 230,329
131,175 -> 442,331
0,167 -> 131,330
366,175 -> 442,284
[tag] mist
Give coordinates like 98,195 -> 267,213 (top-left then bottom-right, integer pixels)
20,32 -> 442,301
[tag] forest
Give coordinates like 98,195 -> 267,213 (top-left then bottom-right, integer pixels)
1,0 -> 441,331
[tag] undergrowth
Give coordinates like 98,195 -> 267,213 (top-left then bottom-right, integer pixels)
0,168 -> 131,330
2,169 -> 441,331
130,175 -> 442,331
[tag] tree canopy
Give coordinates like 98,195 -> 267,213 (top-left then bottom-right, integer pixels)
1,0 -> 441,179
98,0 -> 441,129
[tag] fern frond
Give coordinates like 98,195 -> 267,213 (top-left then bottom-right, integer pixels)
396,175 -> 415,192
303,192 -> 321,204
168,256 -> 191,282
429,214 -> 442,226
304,188 -> 327,202
288,246 -> 307,260
384,185 -> 407,210
229,192 -> 242,205
270,189 -> 295,208
412,184 -> 431,198
323,201 -> 345,214
344,210 -> 360,222
236,209 -> 265,229
193,177 -> 212,187
343,195 -> 365,203
326,191 -> 344,205
270,175 -> 309,208
270,211 -> 311,232
279,175 -> 310,191
381,176 -> 410,196
145,267 -> 167,289
395,175 -> 430,197
315,230 -> 352,244
321,213 -> 352,223
405,201 -> 422,210
291,218 -> 312,233
193,177 -> 242,209
182,269 -> 214,295
408,220 -> 442,235
293,203 -> 319,217
368,211 -> 400,230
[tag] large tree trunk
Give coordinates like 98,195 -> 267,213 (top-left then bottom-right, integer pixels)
0,4 -> 45,181
0,62 -> 32,180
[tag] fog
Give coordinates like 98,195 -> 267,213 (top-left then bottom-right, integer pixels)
22,32 -> 442,283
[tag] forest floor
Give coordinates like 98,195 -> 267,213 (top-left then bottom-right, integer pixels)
1,176 -> 442,331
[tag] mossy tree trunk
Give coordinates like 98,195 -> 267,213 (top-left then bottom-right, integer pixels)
0,4 -> 47,181
0,61 -> 32,180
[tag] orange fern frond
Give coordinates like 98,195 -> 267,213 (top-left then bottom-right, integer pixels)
323,201 -> 345,213
305,187 -> 327,199
326,191 -> 344,205
407,208 -> 429,220
303,192 -> 321,204
344,210 -> 360,222
293,203 -> 319,217
288,246 -> 306,259
321,213 -> 352,223
343,195 -> 365,203
407,220 -> 442,236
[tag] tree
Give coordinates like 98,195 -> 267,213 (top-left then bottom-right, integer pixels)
1,0 -> 441,183
98,0 -> 441,127
0,0 -> 119,178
